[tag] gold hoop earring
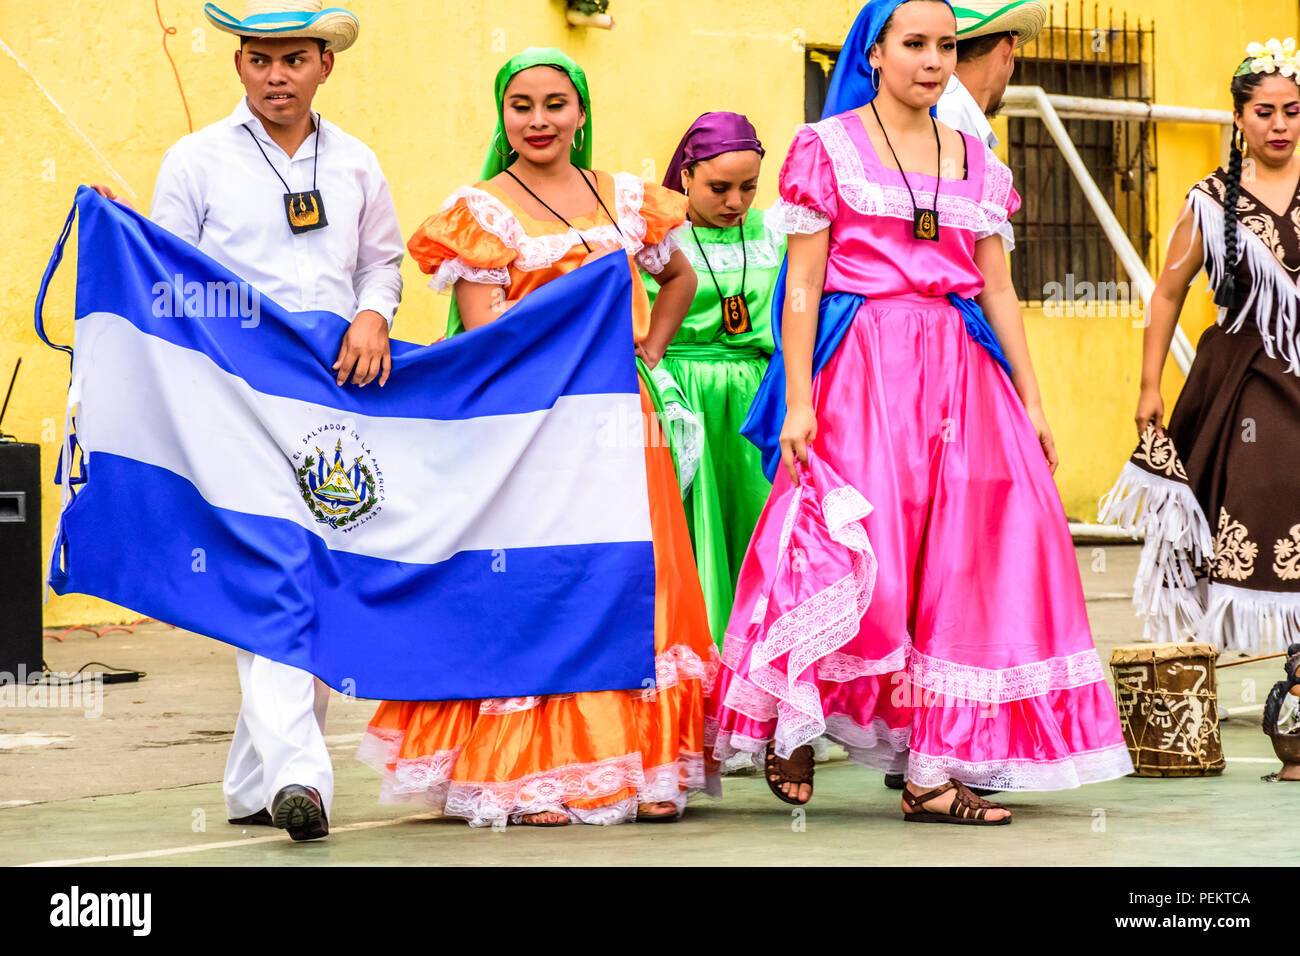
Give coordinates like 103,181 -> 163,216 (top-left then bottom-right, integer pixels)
573,126 -> 585,152
493,131 -> 512,159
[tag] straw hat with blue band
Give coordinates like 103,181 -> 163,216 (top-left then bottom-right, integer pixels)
203,1 -> 360,53
951,1 -> 1046,43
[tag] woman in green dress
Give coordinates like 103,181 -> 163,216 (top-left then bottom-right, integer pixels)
645,112 -> 785,650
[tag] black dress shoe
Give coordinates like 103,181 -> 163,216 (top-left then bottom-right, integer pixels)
271,785 -> 329,842
227,808 -> 274,827
884,773 -> 1001,797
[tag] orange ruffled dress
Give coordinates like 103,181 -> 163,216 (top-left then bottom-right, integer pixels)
358,171 -> 718,826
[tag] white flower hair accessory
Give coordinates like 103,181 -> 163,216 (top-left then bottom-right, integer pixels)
1238,37 -> 1300,78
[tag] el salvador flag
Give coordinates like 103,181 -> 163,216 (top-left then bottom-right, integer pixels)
36,187 -> 656,701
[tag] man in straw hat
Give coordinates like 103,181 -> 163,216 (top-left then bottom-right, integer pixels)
936,0 -> 1046,250
93,1 -> 403,842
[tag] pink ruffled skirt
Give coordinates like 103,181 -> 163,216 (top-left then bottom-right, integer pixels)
706,294 -> 1133,790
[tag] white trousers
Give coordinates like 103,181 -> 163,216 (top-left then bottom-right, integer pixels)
223,649 -> 333,820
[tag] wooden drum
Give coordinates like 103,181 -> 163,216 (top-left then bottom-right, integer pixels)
1110,642 -> 1225,777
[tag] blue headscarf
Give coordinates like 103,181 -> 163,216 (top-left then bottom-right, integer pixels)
823,0 -> 943,121
741,0 -> 1011,482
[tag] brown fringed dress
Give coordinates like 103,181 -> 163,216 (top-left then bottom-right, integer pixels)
1101,167 -> 1300,652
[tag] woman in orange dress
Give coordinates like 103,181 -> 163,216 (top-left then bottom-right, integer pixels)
357,47 -> 716,827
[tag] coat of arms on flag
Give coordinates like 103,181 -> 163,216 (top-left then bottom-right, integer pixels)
296,436 -> 381,530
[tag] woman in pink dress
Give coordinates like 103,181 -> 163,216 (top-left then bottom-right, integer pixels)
705,0 -> 1132,825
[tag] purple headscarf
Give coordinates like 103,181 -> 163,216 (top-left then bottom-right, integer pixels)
662,111 -> 765,193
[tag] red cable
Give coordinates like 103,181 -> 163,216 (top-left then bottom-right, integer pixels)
43,617 -> 170,641
154,0 -> 194,134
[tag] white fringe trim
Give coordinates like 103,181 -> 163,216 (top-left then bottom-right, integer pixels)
1098,460 -> 1213,642
1203,582 -> 1300,654
1187,188 -> 1300,376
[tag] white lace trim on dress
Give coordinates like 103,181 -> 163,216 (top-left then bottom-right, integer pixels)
816,645 -> 907,682
906,647 -> 1108,704
765,198 -> 832,236
647,644 -> 719,698
370,644 -> 712,727
807,115 -> 1013,236
361,739 -> 706,827
479,695 -> 571,715
905,743 -> 1135,791
635,225 -> 682,275
977,154 -> 1016,240
428,257 -> 509,293
650,364 -> 704,495
678,224 -> 786,271
740,480 -> 881,758
442,174 -> 659,275
704,714 -> 911,776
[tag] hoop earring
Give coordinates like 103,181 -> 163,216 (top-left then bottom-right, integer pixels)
493,131 -> 512,159
1233,127 -> 1244,153
872,67 -> 881,92
573,126 -> 586,152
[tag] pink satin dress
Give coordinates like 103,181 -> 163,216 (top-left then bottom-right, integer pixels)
704,112 -> 1133,791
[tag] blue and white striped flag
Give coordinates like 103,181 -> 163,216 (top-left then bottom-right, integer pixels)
38,187 -> 656,701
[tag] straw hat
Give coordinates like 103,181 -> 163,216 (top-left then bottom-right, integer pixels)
953,1 -> 1047,45
203,1 -> 360,53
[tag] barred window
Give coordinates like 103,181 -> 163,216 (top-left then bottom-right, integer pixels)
1009,5 -> 1155,302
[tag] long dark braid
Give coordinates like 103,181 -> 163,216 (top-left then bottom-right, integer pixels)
1216,71 -> 1271,310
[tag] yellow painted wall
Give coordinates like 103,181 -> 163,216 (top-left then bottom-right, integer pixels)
0,0 -> 1293,625
1013,0 -> 1298,520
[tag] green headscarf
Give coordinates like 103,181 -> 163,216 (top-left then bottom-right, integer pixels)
480,46 -> 593,180
445,47 -> 593,338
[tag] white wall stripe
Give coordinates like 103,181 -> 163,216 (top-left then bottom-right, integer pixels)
0,36 -> 138,200
19,814 -> 437,866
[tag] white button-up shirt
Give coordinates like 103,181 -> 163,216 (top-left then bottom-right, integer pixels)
937,74 -> 1016,251
150,98 -> 404,324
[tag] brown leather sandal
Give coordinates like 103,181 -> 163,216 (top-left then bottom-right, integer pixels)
901,780 -> 1011,826
765,742 -> 815,805
636,801 -> 680,823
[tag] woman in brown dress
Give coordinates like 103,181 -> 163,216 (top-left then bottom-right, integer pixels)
1101,40 -> 1300,653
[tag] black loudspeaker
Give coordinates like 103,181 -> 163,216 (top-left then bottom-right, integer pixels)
0,443 -> 42,682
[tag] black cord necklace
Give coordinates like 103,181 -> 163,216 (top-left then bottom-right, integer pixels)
690,220 -> 751,335
244,114 -> 328,234
503,166 -> 623,251
870,100 -> 941,242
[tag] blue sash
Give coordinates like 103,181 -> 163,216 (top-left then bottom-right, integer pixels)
741,260 -> 1013,482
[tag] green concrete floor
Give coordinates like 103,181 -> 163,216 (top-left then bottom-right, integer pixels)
3,543 -> 1298,866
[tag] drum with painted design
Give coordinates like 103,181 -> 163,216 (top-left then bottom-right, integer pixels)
1110,642 -> 1225,777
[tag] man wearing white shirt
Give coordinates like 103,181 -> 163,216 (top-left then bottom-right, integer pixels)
93,1 -> 403,841
936,0 -> 1048,252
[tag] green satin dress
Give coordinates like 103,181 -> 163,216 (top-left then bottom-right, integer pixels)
644,207 -> 784,648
